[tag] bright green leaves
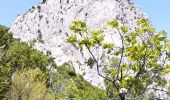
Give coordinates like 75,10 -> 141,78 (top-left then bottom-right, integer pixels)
136,18 -> 145,25
121,64 -> 128,71
163,65 -> 170,75
126,44 -> 144,61
120,25 -> 129,33
91,29 -> 104,44
164,40 -> 170,49
151,31 -> 168,50
120,77 -> 130,88
79,29 -> 105,48
70,21 -> 87,34
80,37 -> 92,48
107,19 -> 119,28
113,89 -> 119,97
167,52 -> 170,61
136,18 -> 155,34
142,26 -> 155,34
68,21 -> 91,48
125,32 -> 137,44
157,30 -> 168,41
136,18 -> 149,28
67,34 -> 77,43
67,21 -> 105,49
102,42 -> 115,50
110,69 -> 118,77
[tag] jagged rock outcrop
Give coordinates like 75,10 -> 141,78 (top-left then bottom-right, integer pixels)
10,0 -> 147,88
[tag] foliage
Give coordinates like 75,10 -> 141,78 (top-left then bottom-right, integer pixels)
8,68 -> 54,100
67,18 -> 170,99
0,26 -> 50,99
52,64 -> 108,99
4,41 -> 49,72
0,25 -> 108,100
0,65 -> 11,100
0,25 -> 14,99
0,25 -> 14,50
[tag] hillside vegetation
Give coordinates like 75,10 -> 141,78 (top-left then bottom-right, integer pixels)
0,25 -> 107,100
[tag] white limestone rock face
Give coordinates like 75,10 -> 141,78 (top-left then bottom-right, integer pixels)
10,0 -> 147,88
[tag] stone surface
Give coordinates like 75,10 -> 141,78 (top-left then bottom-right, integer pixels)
9,0 -> 147,88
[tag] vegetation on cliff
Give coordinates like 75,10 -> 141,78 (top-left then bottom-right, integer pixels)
0,25 -> 106,100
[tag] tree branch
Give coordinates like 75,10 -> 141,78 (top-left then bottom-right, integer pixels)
117,28 -> 124,80
85,44 -> 119,90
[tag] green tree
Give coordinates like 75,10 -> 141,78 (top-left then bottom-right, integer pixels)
0,25 -> 14,99
4,41 -> 49,72
0,25 -> 14,50
0,25 -> 51,99
67,18 -> 170,99
0,44 -> 50,99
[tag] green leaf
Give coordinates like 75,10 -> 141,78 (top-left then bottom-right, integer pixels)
67,34 -> 77,43
70,21 -> 87,34
120,25 -> 128,33
111,69 -> 117,76
91,29 -> 104,44
122,64 -> 128,71
163,65 -> 170,75
106,19 -> 119,28
102,42 -> 115,49
80,37 -> 92,48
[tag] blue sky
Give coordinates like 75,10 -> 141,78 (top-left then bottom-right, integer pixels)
0,0 -> 169,37
0,0 -> 38,26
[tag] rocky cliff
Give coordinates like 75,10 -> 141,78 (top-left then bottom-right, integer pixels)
9,0 -> 147,88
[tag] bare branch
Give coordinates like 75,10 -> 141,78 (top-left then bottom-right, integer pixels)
116,28 -> 125,80
85,44 -> 119,90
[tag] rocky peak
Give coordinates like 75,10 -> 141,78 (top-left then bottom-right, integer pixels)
9,0 -> 147,88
